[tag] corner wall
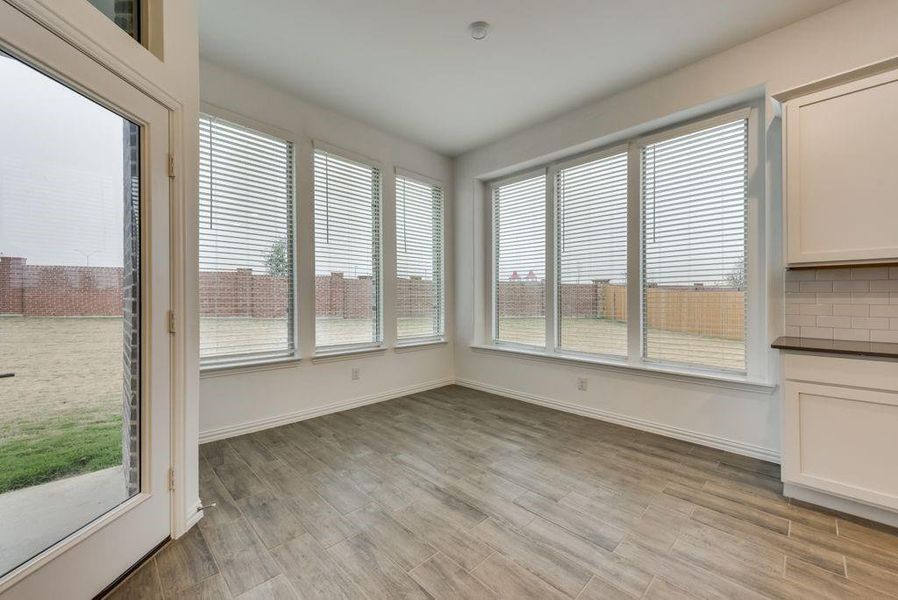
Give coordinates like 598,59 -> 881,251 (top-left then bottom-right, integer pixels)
453,0 -> 898,460
198,61 -> 454,440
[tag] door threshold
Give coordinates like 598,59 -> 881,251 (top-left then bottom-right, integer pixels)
94,536 -> 170,600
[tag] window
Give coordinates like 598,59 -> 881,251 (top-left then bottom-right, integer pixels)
556,151 -> 628,357
492,172 -> 546,347
314,147 -> 382,349
86,0 -> 140,40
641,117 -> 748,372
486,108 -> 756,379
396,172 -> 444,342
199,115 -> 295,367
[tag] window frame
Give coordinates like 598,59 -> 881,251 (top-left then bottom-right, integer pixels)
636,107 -> 754,376
488,167 -> 550,351
394,167 -> 446,345
551,143 -> 631,361
484,104 -> 766,384
311,140 -> 385,354
198,107 -> 300,372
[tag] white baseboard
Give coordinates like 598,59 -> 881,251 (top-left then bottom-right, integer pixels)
784,484 -> 898,528
198,377 -> 454,444
199,375 -> 780,464
455,378 -> 781,464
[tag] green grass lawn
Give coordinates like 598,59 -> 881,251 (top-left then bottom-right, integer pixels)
0,317 -> 123,495
0,410 -> 121,494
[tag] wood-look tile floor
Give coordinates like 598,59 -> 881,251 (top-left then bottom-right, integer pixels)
106,385 -> 898,599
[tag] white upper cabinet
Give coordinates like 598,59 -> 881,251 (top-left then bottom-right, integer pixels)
785,69 -> 898,266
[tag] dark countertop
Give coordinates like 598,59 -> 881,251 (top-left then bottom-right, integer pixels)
772,336 -> 898,359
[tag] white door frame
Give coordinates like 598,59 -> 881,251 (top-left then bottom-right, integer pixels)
3,0 -> 196,540
0,2 -> 184,597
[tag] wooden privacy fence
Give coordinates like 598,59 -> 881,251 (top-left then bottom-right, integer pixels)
512,280 -> 745,341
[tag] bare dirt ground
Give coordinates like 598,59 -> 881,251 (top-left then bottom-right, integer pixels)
0,317 -> 121,433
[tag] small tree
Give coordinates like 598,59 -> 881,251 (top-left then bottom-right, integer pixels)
266,238 -> 289,276
724,263 -> 746,290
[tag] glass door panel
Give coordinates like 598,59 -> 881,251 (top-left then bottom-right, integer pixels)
0,3 -> 171,596
0,48 -> 144,580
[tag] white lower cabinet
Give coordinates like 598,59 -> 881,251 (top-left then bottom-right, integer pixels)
782,353 -> 898,515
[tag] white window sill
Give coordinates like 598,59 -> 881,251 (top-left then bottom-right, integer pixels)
394,339 -> 449,352
200,355 -> 301,378
311,345 -> 388,363
469,344 -> 776,393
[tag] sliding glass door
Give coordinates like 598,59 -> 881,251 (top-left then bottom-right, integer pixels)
0,4 -> 172,597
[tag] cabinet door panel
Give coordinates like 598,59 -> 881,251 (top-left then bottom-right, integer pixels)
786,71 -> 898,264
783,381 -> 898,510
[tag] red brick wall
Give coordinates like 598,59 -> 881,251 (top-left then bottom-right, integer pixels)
1,257 -> 123,317
199,269 -> 289,318
0,256 -> 25,314
396,276 -> 435,319
496,280 -> 546,317
1,257 -> 742,339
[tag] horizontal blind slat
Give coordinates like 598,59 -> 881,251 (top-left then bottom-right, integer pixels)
494,173 -> 546,347
199,115 -> 295,366
314,149 -> 382,348
642,118 -> 748,373
396,174 -> 444,340
556,152 -> 628,358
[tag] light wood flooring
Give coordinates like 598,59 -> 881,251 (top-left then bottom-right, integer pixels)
106,385 -> 898,599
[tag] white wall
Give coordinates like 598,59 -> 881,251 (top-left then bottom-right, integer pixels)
453,0 -> 898,461
198,60 -> 454,440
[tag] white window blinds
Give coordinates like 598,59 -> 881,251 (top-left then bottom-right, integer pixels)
641,118 -> 748,372
314,147 -> 382,349
199,115 -> 295,366
493,173 -> 546,347
556,152 -> 628,357
396,173 -> 444,341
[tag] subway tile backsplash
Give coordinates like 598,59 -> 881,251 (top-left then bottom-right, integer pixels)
785,266 -> 898,342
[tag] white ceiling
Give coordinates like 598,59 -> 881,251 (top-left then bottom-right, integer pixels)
200,0 -> 845,156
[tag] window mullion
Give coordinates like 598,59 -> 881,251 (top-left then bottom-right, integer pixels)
626,142 -> 643,366
545,166 -> 557,355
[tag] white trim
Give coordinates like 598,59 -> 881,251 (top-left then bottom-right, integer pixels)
552,143 -> 629,173
394,339 -> 448,352
0,493 -> 152,594
394,166 -> 444,190
784,484 -> 898,529
200,356 -> 302,378
545,164 -> 557,354
636,106 -> 752,148
198,377 -> 454,444
311,345 -> 387,363
313,139 -> 382,170
455,378 -> 780,463
200,103 -> 299,146
487,165 -> 547,189
469,344 -> 776,393
626,141 -> 642,366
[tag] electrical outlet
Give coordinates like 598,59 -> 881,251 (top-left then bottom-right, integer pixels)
577,377 -> 588,391
351,368 -> 360,381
